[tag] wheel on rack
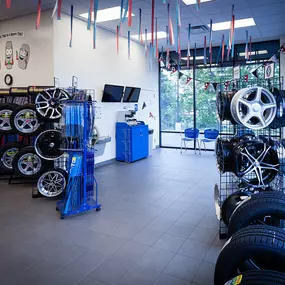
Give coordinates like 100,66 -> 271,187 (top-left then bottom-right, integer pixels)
270,90 -> 285,129
35,88 -> 71,121
10,104 -> 42,136
0,142 -> 22,173
216,91 -> 236,123
230,87 -> 277,130
0,103 -> 18,134
224,270 -> 285,285
234,140 -> 279,188
37,168 -> 68,198
227,191 -> 285,237
12,146 -> 52,178
34,130 -> 67,161
214,225 -> 285,285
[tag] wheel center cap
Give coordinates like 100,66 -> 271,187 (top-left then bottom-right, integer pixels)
252,103 -> 261,113
49,142 -> 55,148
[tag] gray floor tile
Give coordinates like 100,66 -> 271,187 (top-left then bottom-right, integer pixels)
146,217 -> 175,232
204,244 -> 222,263
167,222 -> 195,238
192,261 -> 215,285
132,228 -> 164,246
198,216 -> 220,230
79,278 -> 106,285
111,223 -> 142,239
158,208 -> 185,221
154,274 -> 190,285
137,247 -> 174,271
179,239 -> 211,260
89,257 -> 133,284
153,233 -> 186,253
189,226 -> 218,244
178,213 -> 203,226
164,254 -> 201,282
117,266 -> 160,285
112,241 -> 149,263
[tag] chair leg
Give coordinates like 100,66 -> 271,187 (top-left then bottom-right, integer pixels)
203,142 -> 206,152
184,140 -> 187,152
180,139 -> 183,154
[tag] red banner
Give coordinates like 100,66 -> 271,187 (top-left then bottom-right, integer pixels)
57,0 -> 62,20
128,0 -> 132,26
6,0 -> 11,8
36,0 -> 41,30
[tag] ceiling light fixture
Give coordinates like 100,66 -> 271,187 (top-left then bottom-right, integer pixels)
239,50 -> 268,56
181,56 -> 205,60
131,31 -> 167,40
79,6 -> 134,23
182,0 -> 212,5
209,18 -> 255,31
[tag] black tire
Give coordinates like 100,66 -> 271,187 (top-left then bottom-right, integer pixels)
225,270 -> 285,285
214,225 -> 285,285
10,104 -> 42,136
37,168 -> 68,198
228,192 -> 285,237
0,103 -> 18,134
0,142 -> 22,173
12,146 -> 52,178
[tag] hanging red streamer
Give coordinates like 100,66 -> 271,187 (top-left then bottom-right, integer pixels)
186,77 -> 192,85
116,25 -> 119,54
87,0 -> 93,30
205,82 -> 210,91
221,34 -> 225,63
57,0 -> 62,20
151,0 -> 155,46
128,0 -> 132,26
6,0 -> 11,8
155,18 -> 158,58
36,0 -> 41,30
168,3 -> 174,46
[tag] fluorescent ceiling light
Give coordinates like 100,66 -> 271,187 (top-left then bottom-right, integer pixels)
181,56 -> 205,60
210,18 -> 255,31
182,0 -> 212,5
79,6 -> 134,23
239,50 -> 268,56
131,31 -> 167,40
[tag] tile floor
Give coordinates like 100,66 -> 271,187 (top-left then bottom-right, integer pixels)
0,148 -> 224,285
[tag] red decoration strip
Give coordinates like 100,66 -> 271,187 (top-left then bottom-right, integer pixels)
36,0 -> 41,30
128,0 -> 132,27
116,25 -> 119,54
221,34 -> 225,63
6,0 -> 11,8
186,77 -> 192,85
205,82 -> 210,91
57,0 -> 62,20
151,0 -> 155,45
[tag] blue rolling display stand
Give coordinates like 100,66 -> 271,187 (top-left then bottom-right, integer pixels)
116,122 -> 149,163
56,92 -> 101,219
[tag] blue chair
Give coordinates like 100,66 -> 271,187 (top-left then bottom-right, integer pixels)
199,129 -> 219,152
181,128 -> 200,154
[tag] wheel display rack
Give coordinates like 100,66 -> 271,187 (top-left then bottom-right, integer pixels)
216,78 -> 285,238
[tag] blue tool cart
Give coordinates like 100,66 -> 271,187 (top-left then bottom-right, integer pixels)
56,91 -> 101,219
116,122 -> 149,163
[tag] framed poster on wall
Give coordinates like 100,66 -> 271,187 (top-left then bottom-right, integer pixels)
233,65 -> 240,80
264,63 -> 274,80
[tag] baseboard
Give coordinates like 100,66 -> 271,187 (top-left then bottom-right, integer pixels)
95,158 -> 116,168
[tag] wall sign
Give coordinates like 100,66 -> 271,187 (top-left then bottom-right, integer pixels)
28,86 -> 54,95
0,32 -> 25,39
9,87 -> 28,95
0,89 -> 10,95
233,65 -> 240,80
264,63 -> 274,80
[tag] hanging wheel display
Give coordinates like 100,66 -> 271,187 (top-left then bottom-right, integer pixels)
35,88 -> 71,121
37,169 -> 67,198
0,142 -> 21,173
216,91 -> 236,123
269,90 -> 285,129
12,146 -> 51,178
0,103 -> 18,133
34,130 -> 66,161
235,140 -> 279,188
230,87 -> 277,130
11,104 -> 41,136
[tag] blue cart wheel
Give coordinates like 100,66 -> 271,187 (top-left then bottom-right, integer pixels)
60,214 -> 65,219
96,207 -> 101,212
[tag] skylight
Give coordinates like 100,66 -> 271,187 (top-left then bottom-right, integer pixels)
239,50 -> 268,56
182,0 -> 212,5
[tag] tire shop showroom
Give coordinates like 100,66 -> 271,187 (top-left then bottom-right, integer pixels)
0,0 -> 285,284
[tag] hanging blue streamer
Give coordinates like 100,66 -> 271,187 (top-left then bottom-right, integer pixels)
69,5 -> 74,48
119,0 -> 129,31
216,36 -> 223,63
93,0 -> 99,49
187,23 -> 191,57
138,8 -> 142,41
128,31 -> 131,59
245,30 -> 248,59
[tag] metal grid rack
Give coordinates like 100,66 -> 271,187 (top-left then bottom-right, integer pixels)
217,78 -> 284,238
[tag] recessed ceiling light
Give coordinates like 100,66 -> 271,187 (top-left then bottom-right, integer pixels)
131,31 -> 167,40
79,6 -> 134,23
182,0 -> 212,5
209,18 -> 255,31
181,56 -> 205,60
239,50 -> 268,56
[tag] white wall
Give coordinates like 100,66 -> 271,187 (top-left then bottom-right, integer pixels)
53,14 -> 159,164
281,35 -> 285,89
0,11 -> 54,87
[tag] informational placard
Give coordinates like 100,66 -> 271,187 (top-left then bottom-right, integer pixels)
264,63 -> 274,79
233,65 -> 240,80
10,87 -> 28,96
0,31 -> 25,39
28,86 -> 54,95
0,89 -> 10,95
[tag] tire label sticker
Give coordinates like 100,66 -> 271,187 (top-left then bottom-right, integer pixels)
225,275 -> 243,285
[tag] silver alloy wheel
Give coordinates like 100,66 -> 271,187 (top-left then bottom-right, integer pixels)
17,153 -> 42,176
35,89 -> 70,120
14,109 -> 40,134
2,147 -> 19,169
230,87 -> 277,130
37,170 -> 66,197
0,109 -> 13,131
